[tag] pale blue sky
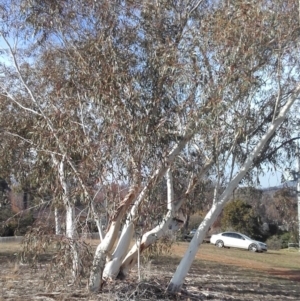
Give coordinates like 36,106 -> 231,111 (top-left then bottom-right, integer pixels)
258,171 -> 282,188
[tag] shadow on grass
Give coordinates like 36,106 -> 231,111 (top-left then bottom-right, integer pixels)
267,268 -> 300,282
150,254 -> 300,300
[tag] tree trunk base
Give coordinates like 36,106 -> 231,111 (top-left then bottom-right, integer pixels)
89,250 -> 107,292
167,282 -> 181,293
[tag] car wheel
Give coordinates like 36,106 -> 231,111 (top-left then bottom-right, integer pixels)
216,240 -> 224,248
248,243 -> 258,252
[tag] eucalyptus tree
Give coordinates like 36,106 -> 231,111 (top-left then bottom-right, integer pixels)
1,0 -> 300,295
167,0 -> 300,292
0,0 -> 119,279
1,0 -> 201,286
92,0 -> 300,291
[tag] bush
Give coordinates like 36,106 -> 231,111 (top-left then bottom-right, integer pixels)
188,214 -> 203,231
266,236 -> 282,250
279,232 -> 297,249
142,235 -> 174,261
265,232 -> 297,250
221,199 -> 262,239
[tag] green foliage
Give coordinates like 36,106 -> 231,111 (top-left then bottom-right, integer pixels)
279,232 -> 299,248
266,236 -> 282,250
221,199 -> 262,239
280,232 -> 291,249
266,232 -> 298,250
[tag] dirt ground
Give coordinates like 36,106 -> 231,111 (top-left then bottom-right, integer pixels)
0,242 -> 300,301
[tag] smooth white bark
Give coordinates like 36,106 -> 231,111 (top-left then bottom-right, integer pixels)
118,169 -> 176,277
66,203 -> 76,239
103,223 -> 134,278
103,128 -> 196,279
119,210 -> 174,277
167,168 -> 175,212
89,219 -> 121,291
52,155 -> 81,280
297,150 -> 300,251
297,178 -> 300,251
54,207 -> 62,235
118,166 -> 210,277
168,89 -> 300,292
90,201 -> 104,241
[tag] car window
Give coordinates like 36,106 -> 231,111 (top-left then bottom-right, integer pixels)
232,233 -> 244,239
222,233 -> 233,237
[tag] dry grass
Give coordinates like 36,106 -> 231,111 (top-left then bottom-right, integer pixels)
0,241 -> 21,253
1,240 -> 300,300
173,242 -> 300,272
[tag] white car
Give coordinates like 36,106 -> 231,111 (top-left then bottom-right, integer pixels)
210,232 -> 267,252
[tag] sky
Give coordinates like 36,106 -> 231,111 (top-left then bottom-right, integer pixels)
258,171 -> 282,188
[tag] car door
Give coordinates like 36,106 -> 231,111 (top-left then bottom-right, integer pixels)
231,233 -> 248,249
221,232 -> 235,247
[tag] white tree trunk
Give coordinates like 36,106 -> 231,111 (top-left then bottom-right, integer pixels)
89,219 -> 122,291
168,89 -> 300,293
119,210 -> 174,277
109,162 -> 212,279
65,194 -> 82,280
297,176 -> 300,252
103,222 -> 134,278
52,155 -> 81,280
102,130 -> 196,280
118,169 -> 175,277
118,168 -> 201,277
297,178 -> 300,251
89,185 -> 139,292
90,201 -> 104,241
54,206 -> 62,235
296,142 -> 300,251
66,203 -> 76,239
96,219 -> 105,242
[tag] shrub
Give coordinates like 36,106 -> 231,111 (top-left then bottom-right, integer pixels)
266,236 -> 282,250
279,232 -> 296,249
221,199 -> 262,239
142,235 -> 174,261
188,214 -> 203,231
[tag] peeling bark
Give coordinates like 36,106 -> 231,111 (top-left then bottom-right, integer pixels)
103,223 -> 134,278
119,168 -> 201,277
89,185 -> 139,292
103,129 -> 196,279
119,210 -> 174,278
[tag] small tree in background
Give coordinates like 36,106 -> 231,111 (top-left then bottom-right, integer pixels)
221,199 -> 262,239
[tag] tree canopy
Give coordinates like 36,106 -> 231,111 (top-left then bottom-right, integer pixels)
1,0 -> 300,294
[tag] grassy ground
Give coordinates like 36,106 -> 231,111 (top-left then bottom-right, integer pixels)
0,240 -> 300,300
176,242 -> 300,280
